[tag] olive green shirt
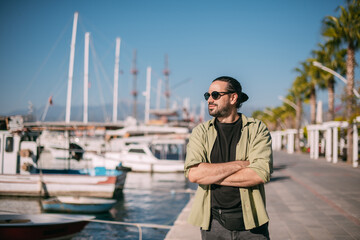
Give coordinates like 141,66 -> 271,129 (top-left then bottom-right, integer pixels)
184,114 -> 273,230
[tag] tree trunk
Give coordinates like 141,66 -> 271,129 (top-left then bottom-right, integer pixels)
310,85 -> 316,124
327,78 -> 335,121
295,99 -> 302,152
346,45 -> 355,164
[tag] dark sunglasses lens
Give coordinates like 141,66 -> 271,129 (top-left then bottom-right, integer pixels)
211,91 -> 220,100
204,92 -> 210,100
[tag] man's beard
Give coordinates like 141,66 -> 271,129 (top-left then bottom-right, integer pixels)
208,104 -> 232,118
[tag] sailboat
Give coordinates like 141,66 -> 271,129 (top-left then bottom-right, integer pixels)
0,13 -> 128,199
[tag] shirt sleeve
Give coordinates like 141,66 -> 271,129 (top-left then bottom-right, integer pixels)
247,120 -> 273,183
184,124 -> 208,178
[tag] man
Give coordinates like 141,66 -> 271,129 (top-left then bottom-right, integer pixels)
184,76 -> 273,239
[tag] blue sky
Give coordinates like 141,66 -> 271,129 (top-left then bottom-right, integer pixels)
0,0 -> 358,121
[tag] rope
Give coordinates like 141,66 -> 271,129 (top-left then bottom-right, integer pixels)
85,218 -> 171,230
123,188 -> 195,193
0,209 -> 172,229
18,16 -> 72,106
89,39 -> 110,121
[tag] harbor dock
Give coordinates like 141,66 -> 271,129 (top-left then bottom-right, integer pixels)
165,150 -> 360,240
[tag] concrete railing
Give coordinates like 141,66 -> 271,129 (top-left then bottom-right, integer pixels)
270,116 -> 359,168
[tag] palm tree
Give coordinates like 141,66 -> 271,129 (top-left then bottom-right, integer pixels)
252,106 -> 291,131
295,61 -> 321,125
252,110 -> 275,130
308,58 -> 327,122
272,104 -> 297,130
253,108 -> 280,131
278,104 -> 296,129
312,43 -> 347,121
290,73 -> 309,152
322,0 -> 360,164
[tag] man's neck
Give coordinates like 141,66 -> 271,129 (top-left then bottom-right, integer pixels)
216,112 -> 240,123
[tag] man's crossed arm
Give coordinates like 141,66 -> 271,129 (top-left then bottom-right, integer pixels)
188,161 -> 264,187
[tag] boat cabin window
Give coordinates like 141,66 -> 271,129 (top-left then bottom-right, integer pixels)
5,137 -> 14,152
129,148 -> 146,154
151,143 -> 186,160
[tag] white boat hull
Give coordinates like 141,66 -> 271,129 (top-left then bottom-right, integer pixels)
0,173 -> 126,198
101,142 -> 185,173
103,152 -> 184,173
119,159 -> 184,173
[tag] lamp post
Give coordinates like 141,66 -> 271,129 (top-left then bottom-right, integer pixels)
278,96 -> 301,153
312,61 -> 360,98
278,96 -> 299,112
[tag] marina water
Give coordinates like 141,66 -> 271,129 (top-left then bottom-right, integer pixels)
0,172 -> 196,240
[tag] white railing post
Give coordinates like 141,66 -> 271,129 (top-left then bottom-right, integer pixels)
353,122 -> 359,168
333,127 -> 338,164
326,128 -> 332,162
314,128 -> 319,159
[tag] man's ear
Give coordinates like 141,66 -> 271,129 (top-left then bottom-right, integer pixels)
230,93 -> 238,105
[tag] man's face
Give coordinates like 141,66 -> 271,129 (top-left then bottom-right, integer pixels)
207,81 -> 234,118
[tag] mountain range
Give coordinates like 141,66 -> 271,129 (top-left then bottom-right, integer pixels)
1,101 -> 261,123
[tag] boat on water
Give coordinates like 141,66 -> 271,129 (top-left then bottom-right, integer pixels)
0,165 -> 127,199
71,125 -> 189,173
42,196 -> 117,213
32,123 -> 188,173
0,213 -> 93,240
0,118 -> 129,198
1,166 -> 127,198
103,140 -> 186,173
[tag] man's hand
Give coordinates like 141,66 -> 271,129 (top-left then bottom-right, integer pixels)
188,161 -> 250,185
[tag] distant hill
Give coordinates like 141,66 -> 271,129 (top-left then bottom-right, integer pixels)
2,101 -> 139,122
4,101 -> 327,124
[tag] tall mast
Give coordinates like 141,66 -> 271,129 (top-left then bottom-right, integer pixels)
131,49 -> 138,119
156,78 -> 162,109
144,67 -> 152,124
163,54 -> 170,109
65,12 -> 78,123
83,32 -> 90,124
183,98 -> 190,120
113,37 -> 121,123
200,101 -> 205,122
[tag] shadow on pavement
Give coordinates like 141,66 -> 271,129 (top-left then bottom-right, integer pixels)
273,164 -> 288,171
269,176 -> 290,182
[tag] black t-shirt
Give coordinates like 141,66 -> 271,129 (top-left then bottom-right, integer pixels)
211,115 -> 242,209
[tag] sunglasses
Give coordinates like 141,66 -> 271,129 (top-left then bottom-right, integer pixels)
204,91 -> 234,100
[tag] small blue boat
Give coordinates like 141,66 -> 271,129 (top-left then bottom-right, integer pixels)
42,196 -> 117,213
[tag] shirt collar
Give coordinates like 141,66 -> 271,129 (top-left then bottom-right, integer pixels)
207,113 -> 255,130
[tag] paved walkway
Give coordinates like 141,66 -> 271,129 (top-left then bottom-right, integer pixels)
165,151 -> 360,240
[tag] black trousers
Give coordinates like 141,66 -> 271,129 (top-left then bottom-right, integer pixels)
201,218 -> 270,240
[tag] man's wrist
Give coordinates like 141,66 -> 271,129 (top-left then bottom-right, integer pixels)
236,160 -> 250,169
